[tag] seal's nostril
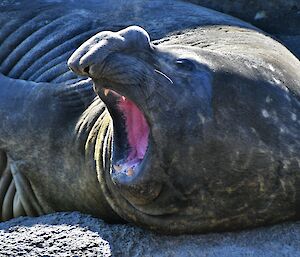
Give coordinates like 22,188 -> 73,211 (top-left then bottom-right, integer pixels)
67,61 -> 75,72
69,66 -> 75,73
83,66 -> 90,75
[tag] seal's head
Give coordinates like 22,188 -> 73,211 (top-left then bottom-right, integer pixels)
68,26 -> 213,233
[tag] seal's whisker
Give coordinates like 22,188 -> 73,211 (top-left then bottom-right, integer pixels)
154,69 -> 174,85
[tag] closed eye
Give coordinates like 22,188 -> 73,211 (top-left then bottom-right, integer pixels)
175,58 -> 195,71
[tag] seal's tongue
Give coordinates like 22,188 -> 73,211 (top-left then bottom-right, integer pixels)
116,97 -> 149,173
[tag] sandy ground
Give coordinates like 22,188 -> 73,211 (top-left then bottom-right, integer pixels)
0,212 -> 299,257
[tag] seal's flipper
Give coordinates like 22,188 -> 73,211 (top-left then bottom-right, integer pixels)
10,162 -> 45,218
54,78 -> 96,111
0,151 -> 13,221
0,153 -> 27,221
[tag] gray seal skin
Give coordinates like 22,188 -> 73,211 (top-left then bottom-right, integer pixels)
68,25 -> 300,234
0,0 -> 300,234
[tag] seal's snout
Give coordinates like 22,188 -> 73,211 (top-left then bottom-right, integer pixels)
119,25 -> 152,51
68,26 -> 152,79
67,53 -> 85,76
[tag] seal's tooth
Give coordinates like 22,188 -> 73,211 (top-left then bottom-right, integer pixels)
113,165 -> 122,172
127,167 -> 134,176
104,88 -> 110,96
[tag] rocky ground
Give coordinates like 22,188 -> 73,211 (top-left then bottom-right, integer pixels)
0,212 -> 300,256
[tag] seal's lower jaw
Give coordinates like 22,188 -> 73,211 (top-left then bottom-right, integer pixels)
93,82 -> 186,233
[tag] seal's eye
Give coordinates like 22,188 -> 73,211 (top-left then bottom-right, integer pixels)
175,59 -> 195,71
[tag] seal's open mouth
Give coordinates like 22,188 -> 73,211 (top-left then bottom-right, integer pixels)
98,87 -> 150,178
68,25 -> 167,221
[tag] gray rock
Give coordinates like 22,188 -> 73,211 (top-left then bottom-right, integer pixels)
0,212 -> 300,256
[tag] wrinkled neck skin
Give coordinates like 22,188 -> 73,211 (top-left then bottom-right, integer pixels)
0,74 -> 56,150
68,26 -> 213,233
0,74 -> 71,217
0,73 -> 121,221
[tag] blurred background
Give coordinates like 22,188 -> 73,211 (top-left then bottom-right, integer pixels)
185,0 -> 300,58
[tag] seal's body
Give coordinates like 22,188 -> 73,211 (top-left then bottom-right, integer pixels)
0,0 -> 300,234
68,25 -> 300,233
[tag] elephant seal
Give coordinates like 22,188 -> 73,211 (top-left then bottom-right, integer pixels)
68,25 -> 300,233
0,0 -> 255,222
0,0 -> 300,234
0,0 -> 257,228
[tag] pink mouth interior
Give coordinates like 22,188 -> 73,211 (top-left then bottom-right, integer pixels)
116,97 -> 149,174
